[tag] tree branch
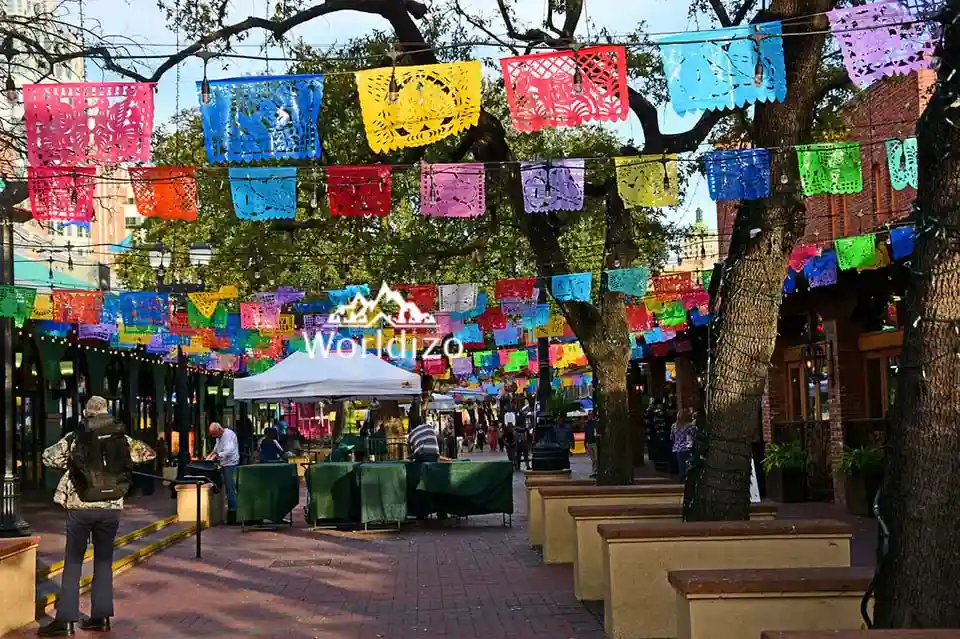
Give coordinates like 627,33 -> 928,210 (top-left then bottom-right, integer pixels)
708,0 -> 734,26
628,86 -> 732,153
815,67 -> 855,105
731,0 -> 759,26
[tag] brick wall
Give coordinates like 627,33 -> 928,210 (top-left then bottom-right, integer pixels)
718,70 -> 934,259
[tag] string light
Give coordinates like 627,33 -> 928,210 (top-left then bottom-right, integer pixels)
197,51 -> 215,106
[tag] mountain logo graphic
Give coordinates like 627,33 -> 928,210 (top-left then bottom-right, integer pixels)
328,282 -> 437,329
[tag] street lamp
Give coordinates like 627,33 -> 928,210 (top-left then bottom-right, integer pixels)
189,242 -> 213,269
148,242 -> 171,287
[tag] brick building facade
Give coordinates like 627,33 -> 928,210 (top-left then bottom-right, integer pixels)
717,71 -> 933,505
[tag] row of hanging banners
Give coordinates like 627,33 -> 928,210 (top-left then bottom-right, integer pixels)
21,0 -> 934,223
3,217 -> 918,384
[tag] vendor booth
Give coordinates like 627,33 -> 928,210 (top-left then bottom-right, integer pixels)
236,351 -> 515,530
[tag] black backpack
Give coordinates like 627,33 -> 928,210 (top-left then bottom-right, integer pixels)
69,417 -> 134,502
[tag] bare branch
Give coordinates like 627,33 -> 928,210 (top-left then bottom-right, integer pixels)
454,0 -> 519,55
708,0 -> 733,27
731,0 -> 759,26
629,86 -> 732,153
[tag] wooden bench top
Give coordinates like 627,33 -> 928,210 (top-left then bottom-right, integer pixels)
761,632 -> 960,638
526,478 -> 595,488
539,483 -> 684,498
0,537 -> 40,561
668,567 -> 873,596
597,518 -> 854,541
568,500 -> 778,519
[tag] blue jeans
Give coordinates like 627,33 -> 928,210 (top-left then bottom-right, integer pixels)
677,450 -> 692,480
223,465 -> 237,511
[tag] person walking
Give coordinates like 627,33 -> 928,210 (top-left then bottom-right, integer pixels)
671,407 -> 696,480
475,427 -> 486,452
205,422 -> 240,521
38,396 -> 156,636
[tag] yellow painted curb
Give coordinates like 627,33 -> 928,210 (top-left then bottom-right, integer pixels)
38,515 -> 179,580
36,522 -> 203,614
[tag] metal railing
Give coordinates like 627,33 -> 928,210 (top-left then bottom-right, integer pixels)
131,471 -> 213,559
861,488 -> 890,629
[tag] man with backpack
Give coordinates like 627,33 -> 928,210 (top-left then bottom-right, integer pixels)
38,396 -> 156,637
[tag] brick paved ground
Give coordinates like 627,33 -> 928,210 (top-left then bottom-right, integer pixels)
13,453 -> 876,639
23,489 -> 178,566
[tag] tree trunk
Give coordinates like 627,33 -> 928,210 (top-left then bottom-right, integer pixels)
586,337 -> 633,485
873,3 -> 960,626
683,0 -> 837,521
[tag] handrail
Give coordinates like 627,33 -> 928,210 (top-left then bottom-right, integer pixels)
860,487 -> 890,628
131,471 -> 212,559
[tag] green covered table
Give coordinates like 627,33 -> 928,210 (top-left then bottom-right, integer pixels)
413,460 -> 514,520
234,463 -> 300,530
357,462 -> 408,527
305,462 -> 361,524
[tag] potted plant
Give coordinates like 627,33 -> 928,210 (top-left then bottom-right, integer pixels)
762,441 -> 808,503
836,444 -> 885,517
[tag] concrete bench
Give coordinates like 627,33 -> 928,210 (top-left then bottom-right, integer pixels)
599,519 -> 854,639
541,483 -> 685,564
526,476 -> 670,547
671,567 -> 873,639
570,501 -> 779,601
0,537 -> 40,635
762,633 -> 960,638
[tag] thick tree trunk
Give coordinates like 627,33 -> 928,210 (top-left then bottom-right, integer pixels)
585,335 -> 633,485
873,3 -> 960,626
683,0 -> 837,521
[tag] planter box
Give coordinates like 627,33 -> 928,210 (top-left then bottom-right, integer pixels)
843,470 -> 883,517
671,567 -> 872,639
766,468 -> 807,503
599,520 -> 854,639
0,537 -> 40,635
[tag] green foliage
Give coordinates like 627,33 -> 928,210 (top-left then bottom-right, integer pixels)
835,444 -> 885,476
762,441 -> 808,474
119,17 -> 675,295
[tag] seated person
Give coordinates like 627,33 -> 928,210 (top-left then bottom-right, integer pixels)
257,426 -> 285,463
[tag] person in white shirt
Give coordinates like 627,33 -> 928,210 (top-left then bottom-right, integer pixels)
205,422 -> 239,514
504,411 -> 516,428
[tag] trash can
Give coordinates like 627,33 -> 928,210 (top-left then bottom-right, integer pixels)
184,460 -> 224,489
182,460 -> 225,523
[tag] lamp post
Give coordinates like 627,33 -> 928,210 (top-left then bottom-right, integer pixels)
150,241 -> 213,475
0,180 -> 29,537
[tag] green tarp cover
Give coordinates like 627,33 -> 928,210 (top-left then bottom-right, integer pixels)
414,460 -> 514,517
305,462 -> 361,523
234,463 -> 300,523
358,462 -> 408,525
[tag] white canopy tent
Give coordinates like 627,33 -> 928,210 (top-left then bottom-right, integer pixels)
234,351 -> 422,401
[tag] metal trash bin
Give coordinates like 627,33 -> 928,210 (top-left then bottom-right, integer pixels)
184,460 -> 224,490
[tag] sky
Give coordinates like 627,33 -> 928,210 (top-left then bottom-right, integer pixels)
81,0 -> 720,233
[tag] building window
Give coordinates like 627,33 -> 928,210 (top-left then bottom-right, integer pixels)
126,197 -> 135,205
864,351 -> 899,418
124,216 -> 141,229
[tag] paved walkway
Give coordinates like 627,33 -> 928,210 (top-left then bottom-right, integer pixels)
23,490 -> 177,567
12,453 -> 876,638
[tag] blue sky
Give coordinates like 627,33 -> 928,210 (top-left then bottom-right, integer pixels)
84,0 -> 720,232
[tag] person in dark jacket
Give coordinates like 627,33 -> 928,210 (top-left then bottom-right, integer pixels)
257,427 -> 286,463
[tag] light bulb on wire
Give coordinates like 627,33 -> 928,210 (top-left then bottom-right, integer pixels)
4,74 -> 16,102
387,67 -> 400,104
